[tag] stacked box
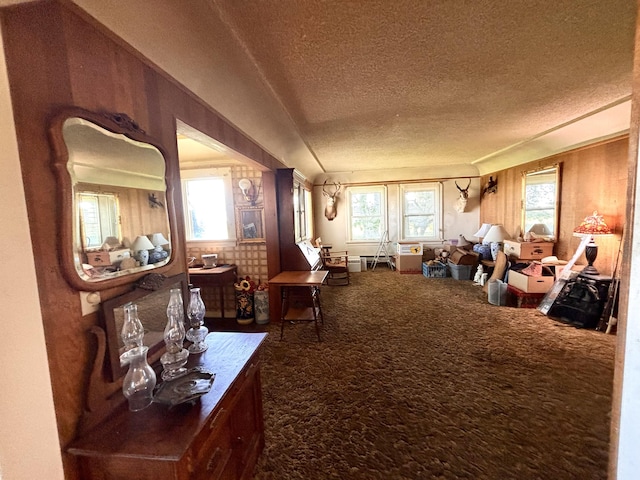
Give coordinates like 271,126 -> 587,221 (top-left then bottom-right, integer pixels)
447,261 -> 473,280
396,254 -> 423,273
422,261 -> 448,278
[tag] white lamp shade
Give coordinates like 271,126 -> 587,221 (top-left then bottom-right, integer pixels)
131,235 -> 154,251
473,223 -> 493,238
148,233 -> 170,247
457,235 -> 472,247
528,223 -> 551,235
483,225 -> 511,243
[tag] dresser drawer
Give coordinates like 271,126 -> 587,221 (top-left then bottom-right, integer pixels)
504,240 -> 554,260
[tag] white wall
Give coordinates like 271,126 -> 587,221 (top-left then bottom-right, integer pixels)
616,133 -> 640,479
0,32 -> 65,480
313,176 -> 481,256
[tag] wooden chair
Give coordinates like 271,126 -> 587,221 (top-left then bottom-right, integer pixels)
316,238 -> 350,286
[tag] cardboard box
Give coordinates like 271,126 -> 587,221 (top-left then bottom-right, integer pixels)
397,242 -> 423,255
449,248 -> 479,266
395,254 -> 423,273
507,269 -> 555,293
504,240 -> 554,260
86,249 -> 131,267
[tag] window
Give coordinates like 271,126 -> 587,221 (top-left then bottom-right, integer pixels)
293,179 -> 313,242
522,166 -> 559,238
400,183 -> 441,241
347,186 -> 387,241
77,192 -> 120,248
181,168 -> 235,241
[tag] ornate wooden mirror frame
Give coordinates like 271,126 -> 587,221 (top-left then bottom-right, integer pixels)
48,107 -> 177,291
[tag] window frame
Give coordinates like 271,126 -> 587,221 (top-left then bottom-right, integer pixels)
346,185 -> 388,243
399,182 -> 443,242
180,167 -> 236,242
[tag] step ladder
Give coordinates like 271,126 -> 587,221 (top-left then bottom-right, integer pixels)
371,230 -> 394,271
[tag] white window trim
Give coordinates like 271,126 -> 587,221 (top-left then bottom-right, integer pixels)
346,185 -> 388,244
399,182 -> 443,242
180,167 -> 236,242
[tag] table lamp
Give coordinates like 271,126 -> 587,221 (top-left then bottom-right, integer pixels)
573,211 -> 612,276
483,224 -> 511,260
473,223 -> 493,244
131,235 -> 155,266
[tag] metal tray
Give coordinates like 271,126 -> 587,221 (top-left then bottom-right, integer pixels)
153,366 -> 215,407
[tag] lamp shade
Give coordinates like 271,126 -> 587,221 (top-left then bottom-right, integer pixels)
573,211 -> 612,236
131,235 -> 154,251
528,223 -> 551,235
473,223 -> 492,239
457,235 -> 472,247
148,232 -> 170,247
483,225 -> 511,243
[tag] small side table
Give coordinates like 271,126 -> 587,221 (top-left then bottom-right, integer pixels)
268,270 -> 328,341
188,265 -> 237,319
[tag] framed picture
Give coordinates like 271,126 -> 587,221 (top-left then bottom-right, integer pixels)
236,206 -> 265,243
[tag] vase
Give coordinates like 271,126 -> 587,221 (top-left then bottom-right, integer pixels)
186,287 -> 209,353
120,301 -> 144,351
160,288 -> 189,381
120,345 -> 156,411
235,289 -> 254,325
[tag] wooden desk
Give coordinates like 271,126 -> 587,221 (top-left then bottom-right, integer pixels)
189,265 -> 237,319
268,270 -> 328,341
69,332 -> 268,480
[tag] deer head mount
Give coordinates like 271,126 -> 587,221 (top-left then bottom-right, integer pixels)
454,179 -> 471,213
322,180 -> 342,221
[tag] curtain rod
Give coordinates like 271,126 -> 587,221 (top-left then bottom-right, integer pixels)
312,176 -> 478,188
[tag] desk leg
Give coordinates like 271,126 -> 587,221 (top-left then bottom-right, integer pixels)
219,285 -> 225,320
279,286 -> 289,340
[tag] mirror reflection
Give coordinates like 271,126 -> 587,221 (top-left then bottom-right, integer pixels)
63,117 -> 171,282
103,274 -> 187,382
522,165 -> 560,240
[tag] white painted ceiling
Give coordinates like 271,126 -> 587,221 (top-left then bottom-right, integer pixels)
34,0 -> 640,179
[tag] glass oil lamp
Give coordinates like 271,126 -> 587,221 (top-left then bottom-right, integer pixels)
186,287 -> 208,354
160,288 -> 189,381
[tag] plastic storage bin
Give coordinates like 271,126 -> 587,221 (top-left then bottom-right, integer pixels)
447,261 -> 473,280
422,261 -> 448,278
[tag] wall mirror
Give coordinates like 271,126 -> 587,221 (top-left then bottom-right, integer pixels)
236,206 -> 265,243
521,164 -> 560,240
49,107 -> 174,290
102,273 -> 188,382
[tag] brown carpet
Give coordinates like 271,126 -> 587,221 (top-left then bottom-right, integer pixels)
249,268 -> 616,480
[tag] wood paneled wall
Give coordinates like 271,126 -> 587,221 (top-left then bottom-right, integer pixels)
0,2 -> 285,479
480,136 -> 629,277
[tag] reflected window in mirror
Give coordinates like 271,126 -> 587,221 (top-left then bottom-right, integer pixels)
49,108 -> 174,290
77,192 -> 120,248
181,167 -> 236,241
522,165 -> 560,240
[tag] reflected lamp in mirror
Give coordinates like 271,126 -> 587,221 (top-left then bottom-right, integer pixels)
101,236 -> 121,251
483,224 -> 511,261
473,223 -> 493,244
238,178 -> 258,206
131,235 -> 154,266
573,211 -> 613,276
147,232 -> 170,264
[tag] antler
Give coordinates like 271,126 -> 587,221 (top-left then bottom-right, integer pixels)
323,180 -> 341,196
455,179 -> 471,192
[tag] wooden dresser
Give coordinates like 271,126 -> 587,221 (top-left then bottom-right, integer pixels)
68,332 -> 267,480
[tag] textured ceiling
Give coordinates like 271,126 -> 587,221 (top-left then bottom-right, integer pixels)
209,0 -> 636,176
